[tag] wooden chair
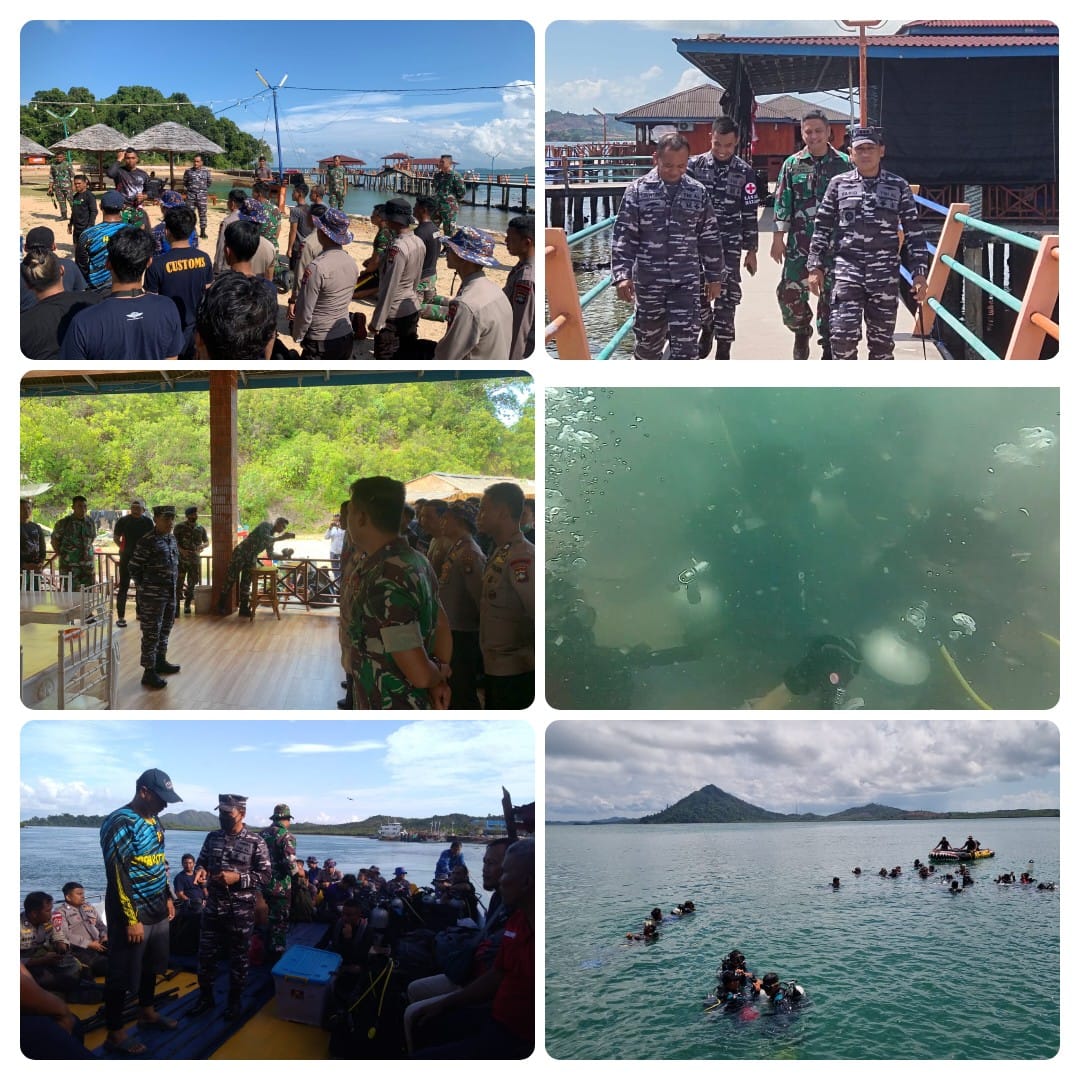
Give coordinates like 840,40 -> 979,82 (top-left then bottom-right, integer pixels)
56,617 -> 114,709
250,567 -> 281,621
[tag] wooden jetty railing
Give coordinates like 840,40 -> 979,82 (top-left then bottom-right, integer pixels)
910,196 -> 1059,360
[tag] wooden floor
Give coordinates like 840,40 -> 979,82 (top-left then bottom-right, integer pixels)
115,607 -> 344,710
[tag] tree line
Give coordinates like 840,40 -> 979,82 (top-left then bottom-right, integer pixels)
21,380 -> 534,530
22,84 -> 271,169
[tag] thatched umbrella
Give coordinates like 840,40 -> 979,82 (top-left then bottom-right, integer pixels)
129,121 -> 225,187
20,134 -> 50,157
49,123 -> 128,189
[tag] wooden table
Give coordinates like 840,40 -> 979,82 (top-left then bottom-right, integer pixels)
20,591 -> 83,625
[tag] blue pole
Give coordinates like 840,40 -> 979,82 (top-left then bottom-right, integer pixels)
272,86 -> 285,182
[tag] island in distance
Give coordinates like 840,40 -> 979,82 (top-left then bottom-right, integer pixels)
547,784 -> 1060,825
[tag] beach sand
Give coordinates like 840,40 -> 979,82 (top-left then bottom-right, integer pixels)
20,168 -> 512,356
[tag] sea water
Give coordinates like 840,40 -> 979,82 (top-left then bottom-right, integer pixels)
19,826 -> 488,905
545,387 -> 1060,709
546,819 -> 1059,1059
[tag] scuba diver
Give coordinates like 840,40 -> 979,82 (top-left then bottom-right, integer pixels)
753,972 -> 806,1013
625,919 -> 660,943
750,635 -> 863,709
671,900 -> 696,916
705,967 -> 754,1012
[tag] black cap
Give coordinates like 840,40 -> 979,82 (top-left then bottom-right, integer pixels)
850,126 -> 882,147
184,505 -> 198,516
136,768 -> 182,804
153,505 -> 176,517
216,794 -> 248,811
25,226 -> 55,248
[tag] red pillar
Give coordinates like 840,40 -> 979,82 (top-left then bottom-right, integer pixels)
209,371 -> 238,613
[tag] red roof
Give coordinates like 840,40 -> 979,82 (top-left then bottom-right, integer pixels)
317,155 -> 366,165
900,20 -> 1057,28
694,34 -> 1057,48
383,152 -> 411,160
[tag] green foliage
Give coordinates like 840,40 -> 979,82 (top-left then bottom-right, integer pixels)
21,380 -> 534,528
21,84 -> 270,168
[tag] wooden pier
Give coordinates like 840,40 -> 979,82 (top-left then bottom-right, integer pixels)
311,165 -> 533,214
546,183 -> 626,231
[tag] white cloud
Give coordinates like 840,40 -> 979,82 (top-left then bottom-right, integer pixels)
547,66 -> 666,114
668,68 -> 717,96
279,741 -> 385,755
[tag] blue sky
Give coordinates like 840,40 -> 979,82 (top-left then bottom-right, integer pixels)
21,20 -> 535,167
546,20 -> 904,114
21,719 -> 535,825
547,717 -> 1059,820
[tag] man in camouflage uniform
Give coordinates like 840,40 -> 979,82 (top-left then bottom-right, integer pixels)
807,127 -> 928,361
51,495 -> 96,589
48,153 -> 74,220
129,505 -> 180,690
771,110 -> 850,359
173,505 -> 209,616
260,804 -> 297,956
476,482 -> 534,710
183,154 -> 212,239
217,517 -> 296,616
343,476 -> 451,710
432,154 -> 467,240
188,795 -> 271,1021
611,132 -> 726,361
688,116 -> 759,359
253,181 -> 282,252
326,155 -> 348,212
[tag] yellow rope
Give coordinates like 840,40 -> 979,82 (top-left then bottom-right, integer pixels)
1039,631 -> 1060,647
938,644 -> 993,710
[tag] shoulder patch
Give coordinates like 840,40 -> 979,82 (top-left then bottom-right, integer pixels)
446,301 -> 458,328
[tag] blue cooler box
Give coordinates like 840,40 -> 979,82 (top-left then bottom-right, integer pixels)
271,945 -> 342,1026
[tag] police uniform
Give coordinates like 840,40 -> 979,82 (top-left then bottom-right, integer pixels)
433,272 -> 512,361
480,530 -> 534,709
371,228 -> 425,357
49,159 -> 74,219
773,144 -> 850,353
808,142 -> 927,361
610,168 -> 725,360
326,164 -> 348,211
260,805 -> 297,955
129,506 -> 180,682
687,151 -> 758,353
183,165 -> 212,236
439,533 -> 487,709
192,796 -> 272,1013
503,259 -> 535,360
173,509 -> 209,615
51,510 -> 97,589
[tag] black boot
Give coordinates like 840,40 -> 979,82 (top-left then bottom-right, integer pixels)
141,668 -> 167,690
186,994 -> 215,1018
238,606 -> 251,618
697,326 -> 713,359
224,996 -> 242,1021
714,340 -> 731,360
793,331 -> 812,360
819,339 -> 833,360
156,656 -> 181,675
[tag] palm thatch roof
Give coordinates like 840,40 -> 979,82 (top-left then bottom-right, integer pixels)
49,123 -> 128,152
20,134 -> 51,156
128,121 -> 225,155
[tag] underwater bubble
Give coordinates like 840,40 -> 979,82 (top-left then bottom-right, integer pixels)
571,558 -> 588,568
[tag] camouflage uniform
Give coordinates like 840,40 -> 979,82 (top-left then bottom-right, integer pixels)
772,145 -> 850,346
345,535 -> 440,710
326,165 -> 348,211
194,818 -> 271,1006
182,165 -> 212,235
173,518 -> 209,613
51,512 -> 96,589
610,168 -> 725,360
687,151 -> 759,348
807,167 -> 928,360
259,201 -> 282,252
129,528 -> 179,670
221,522 -> 280,610
432,168 -> 467,238
48,159 -> 73,219
259,812 -> 296,954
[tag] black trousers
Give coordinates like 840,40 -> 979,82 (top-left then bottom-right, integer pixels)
484,670 -> 534,710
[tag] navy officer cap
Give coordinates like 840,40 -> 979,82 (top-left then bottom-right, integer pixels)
850,126 -> 882,147
153,505 -> 176,517
216,794 -> 248,811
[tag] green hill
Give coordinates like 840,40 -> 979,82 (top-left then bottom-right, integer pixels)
640,784 -> 789,824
